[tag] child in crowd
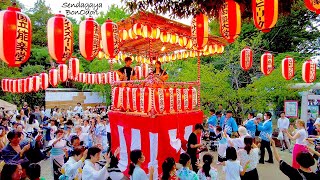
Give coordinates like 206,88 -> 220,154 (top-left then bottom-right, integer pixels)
216,126 -> 227,165
197,153 -> 218,180
223,147 -> 249,180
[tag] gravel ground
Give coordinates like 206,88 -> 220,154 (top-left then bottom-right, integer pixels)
40,146 -> 310,180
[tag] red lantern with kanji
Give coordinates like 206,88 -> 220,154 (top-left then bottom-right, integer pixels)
68,57 -> 79,80
191,13 -> 208,50
25,77 -> 32,92
302,60 -> 317,83
40,73 -> 48,90
305,0 -> 320,14
49,68 -> 58,87
261,52 -> 274,76
220,0 -> 241,43
58,64 -> 68,82
240,47 -> 253,71
101,20 -> 119,59
282,56 -> 295,80
0,6 -> 32,67
79,18 -> 100,61
47,14 -> 73,64
32,76 -> 40,92
252,0 -> 278,32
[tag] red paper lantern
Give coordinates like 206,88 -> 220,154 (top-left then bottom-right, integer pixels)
7,79 -> 13,93
79,18 -> 100,61
95,73 -> 102,84
119,29 -> 128,42
191,13 -> 208,50
240,47 -> 253,71
160,31 -> 171,43
26,77 -> 32,92
134,66 -> 142,80
40,73 -> 48,90
0,6 -> 32,67
142,25 -> 152,38
49,69 -> 58,87
133,23 -> 143,36
12,79 -> 18,93
220,0 -> 241,43
101,73 -> 108,84
282,56 -> 295,80
302,60 -> 317,83
107,71 -> 119,84
21,78 -> 27,93
151,27 -> 160,39
32,76 -> 40,92
58,64 -> 68,82
261,52 -> 274,76
77,73 -> 86,83
47,14 -> 73,64
1,78 -> 8,92
252,0 -> 278,32
305,0 -> 320,14
68,57 -> 79,80
101,20 -> 119,59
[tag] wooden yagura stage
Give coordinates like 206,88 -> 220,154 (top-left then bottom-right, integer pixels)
109,110 -> 203,177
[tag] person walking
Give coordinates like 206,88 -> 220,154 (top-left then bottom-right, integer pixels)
256,112 -> 273,164
277,112 -> 290,151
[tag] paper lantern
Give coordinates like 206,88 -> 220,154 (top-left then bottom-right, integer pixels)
40,73 -> 49,90
220,0 -> 241,43
189,51 -> 195,58
302,60 -> 317,83
21,78 -> 27,93
101,73 -> 108,84
135,66 -> 142,80
186,39 -> 193,49
12,79 -> 18,93
282,57 -> 295,80
176,52 -> 182,60
77,73 -> 85,83
7,79 -> 13,93
261,52 -> 274,76
68,57 -> 79,80
252,0 -> 278,32
160,31 -> 171,43
151,27 -> 161,39
305,0 -> 320,14
170,33 -> 178,44
79,17 -> 100,61
95,73 -> 102,84
26,77 -> 33,93
133,23 -> 142,36
32,76 -> 40,92
142,25 -> 152,38
107,71 -> 119,84
49,68 -> 58,87
216,45 -> 225,54
191,13 -> 208,50
179,36 -> 188,47
58,64 -> 68,82
119,29 -> 128,41
0,6 -> 32,67
1,79 -> 8,92
128,28 -> 137,39
240,48 -> 253,71
101,20 -> 119,58
47,14 -> 73,64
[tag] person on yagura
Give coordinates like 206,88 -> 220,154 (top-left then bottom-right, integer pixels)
153,61 -> 169,81
117,57 -> 136,81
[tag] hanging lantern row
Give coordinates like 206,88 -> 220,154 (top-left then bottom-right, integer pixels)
305,0 -> 320,14
74,71 -> 120,85
113,86 -> 198,113
1,58 -> 80,93
240,47 -> 316,83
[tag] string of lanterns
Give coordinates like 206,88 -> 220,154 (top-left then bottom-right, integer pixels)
240,48 -> 316,83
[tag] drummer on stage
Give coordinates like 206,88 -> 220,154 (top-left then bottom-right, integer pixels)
117,57 -> 136,81
153,61 -> 169,81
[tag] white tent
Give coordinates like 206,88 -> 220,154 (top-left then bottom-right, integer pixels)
0,99 -> 17,111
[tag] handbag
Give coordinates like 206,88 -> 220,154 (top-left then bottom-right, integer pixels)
277,131 -> 284,141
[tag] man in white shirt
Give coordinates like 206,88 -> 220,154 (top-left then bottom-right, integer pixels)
277,112 -> 290,151
73,102 -> 83,116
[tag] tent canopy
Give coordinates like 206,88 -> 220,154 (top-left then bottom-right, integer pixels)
117,11 -> 227,57
0,99 -> 17,111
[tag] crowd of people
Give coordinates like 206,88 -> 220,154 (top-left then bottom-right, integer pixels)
0,102 -> 320,179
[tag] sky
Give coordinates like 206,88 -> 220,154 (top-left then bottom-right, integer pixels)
18,0 -> 192,25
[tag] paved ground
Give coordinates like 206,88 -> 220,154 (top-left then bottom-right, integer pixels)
40,146 -> 315,180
